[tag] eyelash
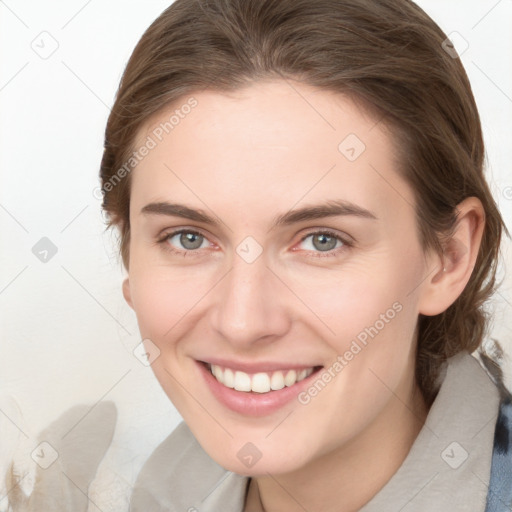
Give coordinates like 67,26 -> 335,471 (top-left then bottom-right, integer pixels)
156,228 -> 352,258
296,229 -> 352,258
156,229 -> 209,258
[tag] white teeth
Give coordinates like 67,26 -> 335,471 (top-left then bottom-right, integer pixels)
252,373 -> 270,393
297,370 -> 307,380
209,364 -> 315,393
234,371 -> 251,392
224,368 -> 235,388
270,371 -> 285,391
212,365 -> 223,382
284,370 -> 297,387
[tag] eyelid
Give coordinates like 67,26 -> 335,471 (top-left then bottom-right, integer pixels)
156,222 -> 217,241
298,227 -> 353,245
156,227 -> 216,255
293,228 -> 353,257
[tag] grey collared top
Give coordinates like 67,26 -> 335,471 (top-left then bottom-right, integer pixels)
130,351 -> 500,512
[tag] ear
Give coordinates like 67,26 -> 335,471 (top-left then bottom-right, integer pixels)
122,277 -> 134,309
418,197 -> 485,316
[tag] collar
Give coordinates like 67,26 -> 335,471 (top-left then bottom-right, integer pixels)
360,351 -> 499,511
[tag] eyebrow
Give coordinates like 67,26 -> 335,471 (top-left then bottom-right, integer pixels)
140,199 -> 377,229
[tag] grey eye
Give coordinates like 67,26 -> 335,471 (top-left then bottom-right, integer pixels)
312,234 -> 338,251
167,231 -> 207,250
179,232 -> 204,250
301,233 -> 343,252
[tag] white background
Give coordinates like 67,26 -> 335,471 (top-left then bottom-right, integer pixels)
1,0 -> 511,509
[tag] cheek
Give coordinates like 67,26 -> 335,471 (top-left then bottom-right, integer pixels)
126,262 -> 215,411
294,295 -> 419,454
286,249 -> 423,402
287,254 -> 420,348
127,261 -> 215,343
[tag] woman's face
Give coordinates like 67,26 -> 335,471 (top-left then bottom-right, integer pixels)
124,80 -> 437,475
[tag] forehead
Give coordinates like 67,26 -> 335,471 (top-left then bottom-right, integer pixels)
139,80 -> 384,156
130,80 -> 414,225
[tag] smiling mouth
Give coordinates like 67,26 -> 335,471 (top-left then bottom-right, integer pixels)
204,362 -> 323,394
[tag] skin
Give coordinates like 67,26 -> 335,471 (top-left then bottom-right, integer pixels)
122,80 -> 485,512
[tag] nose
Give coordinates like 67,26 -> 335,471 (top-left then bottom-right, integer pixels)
209,254 -> 291,348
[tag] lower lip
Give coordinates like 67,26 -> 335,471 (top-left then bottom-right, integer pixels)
196,361 -> 322,417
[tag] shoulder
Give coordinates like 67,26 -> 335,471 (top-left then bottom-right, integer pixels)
130,421 -> 248,512
362,350 -> 505,511
478,341 -> 512,510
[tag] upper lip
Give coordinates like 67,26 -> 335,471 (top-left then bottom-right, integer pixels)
198,358 -> 322,374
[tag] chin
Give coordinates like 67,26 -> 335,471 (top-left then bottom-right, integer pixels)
203,439 -> 312,477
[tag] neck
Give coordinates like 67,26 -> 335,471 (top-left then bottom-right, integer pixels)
245,377 -> 429,512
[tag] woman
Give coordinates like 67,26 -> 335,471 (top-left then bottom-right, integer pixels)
99,0 -> 510,510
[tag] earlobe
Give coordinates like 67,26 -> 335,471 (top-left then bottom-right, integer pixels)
122,278 -> 134,309
418,197 -> 485,316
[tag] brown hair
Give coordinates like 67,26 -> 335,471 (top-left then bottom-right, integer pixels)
99,0 -> 506,405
